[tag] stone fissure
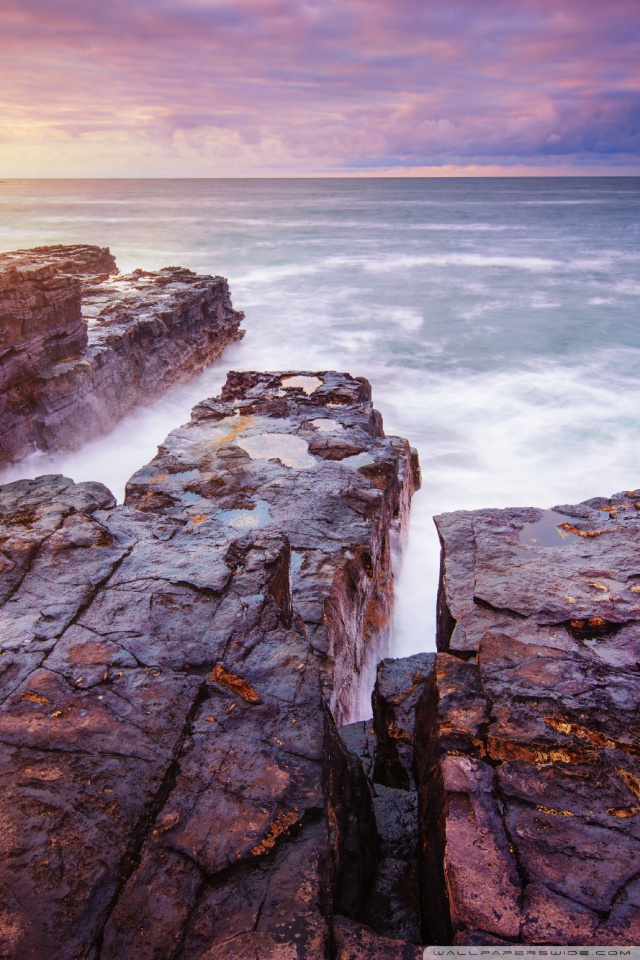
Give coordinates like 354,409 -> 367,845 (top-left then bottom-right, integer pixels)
92,681 -> 208,959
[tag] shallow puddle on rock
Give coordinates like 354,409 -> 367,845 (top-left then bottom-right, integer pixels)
280,375 -> 323,395
340,452 -> 375,469
237,433 -> 317,469
310,418 -> 343,433
217,499 -> 271,529
519,510 -> 576,547
171,468 -> 200,481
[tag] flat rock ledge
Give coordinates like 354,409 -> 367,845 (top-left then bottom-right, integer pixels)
0,370 -> 421,960
0,244 -> 244,464
415,499 -> 640,946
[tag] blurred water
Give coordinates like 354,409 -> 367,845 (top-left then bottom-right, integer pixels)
1,177 -> 639,655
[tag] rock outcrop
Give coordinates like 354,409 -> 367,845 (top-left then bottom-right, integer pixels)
0,245 -> 244,465
0,371 -> 420,959
4,252 -> 637,952
124,370 -> 420,726
412,496 -> 640,946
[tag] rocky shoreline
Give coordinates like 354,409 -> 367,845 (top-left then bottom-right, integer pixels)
0,247 -> 638,956
0,245 -> 244,465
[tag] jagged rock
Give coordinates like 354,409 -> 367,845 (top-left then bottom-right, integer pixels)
372,652 -> 435,789
333,917 -> 424,960
415,493 -> 640,946
338,719 -> 377,780
0,245 -> 111,396
361,784 -> 422,943
0,371 -> 419,959
125,370 -> 420,725
0,245 -> 243,464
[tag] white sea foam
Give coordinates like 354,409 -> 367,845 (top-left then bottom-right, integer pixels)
348,253 -> 561,272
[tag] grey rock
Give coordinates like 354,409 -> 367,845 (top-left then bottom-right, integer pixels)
372,652 -> 435,789
415,494 -> 640,946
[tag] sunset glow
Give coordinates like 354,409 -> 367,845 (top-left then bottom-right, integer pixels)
1,0 -> 639,176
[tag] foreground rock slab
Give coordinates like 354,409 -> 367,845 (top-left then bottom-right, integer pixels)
0,245 -> 243,464
0,371 -> 419,959
413,495 -> 640,945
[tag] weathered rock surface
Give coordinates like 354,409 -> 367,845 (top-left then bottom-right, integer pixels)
333,917 -> 424,960
125,370 -> 420,725
0,371 -> 420,959
414,494 -> 640,945
339,653 -> 431,947
361,784 -> 422,944
0,245 -> 243,464
372,652 -> 435,790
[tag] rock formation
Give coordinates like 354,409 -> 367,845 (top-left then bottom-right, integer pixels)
0,245 -> 244,465
2,243 -> 638,952
412,498 -> 640,946
0,371 -> 420,959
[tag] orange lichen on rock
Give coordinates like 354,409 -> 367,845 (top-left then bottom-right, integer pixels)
545,716 -> 629,753
558,522 -> 611,538
209,663 -> 261,704
618,768 -> 640,802
19,691 -> 51,706
250,809 -> 301,857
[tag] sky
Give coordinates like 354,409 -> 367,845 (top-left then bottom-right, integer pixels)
0,0 -> 639,177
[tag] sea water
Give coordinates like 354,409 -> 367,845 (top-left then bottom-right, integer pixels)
1,177 -> 639,656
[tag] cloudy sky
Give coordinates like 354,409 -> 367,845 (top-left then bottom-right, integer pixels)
1,0 -> 639,176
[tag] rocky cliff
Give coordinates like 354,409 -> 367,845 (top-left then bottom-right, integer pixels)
0,371 -> 420,960
0,245 -> 244,465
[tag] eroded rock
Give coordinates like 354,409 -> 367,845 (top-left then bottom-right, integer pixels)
0,245 -> 244,464
372,652 -> 435,790
125,370 -> 420,725
0,371 -> 419,959
415,493 -> 640,945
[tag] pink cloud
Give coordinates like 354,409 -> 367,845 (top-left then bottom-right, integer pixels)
0,0 -> 638,174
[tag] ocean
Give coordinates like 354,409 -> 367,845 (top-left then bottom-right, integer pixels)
1,176 -> 639,656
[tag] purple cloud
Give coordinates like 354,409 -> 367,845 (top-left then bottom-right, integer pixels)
0,0 -> 638,174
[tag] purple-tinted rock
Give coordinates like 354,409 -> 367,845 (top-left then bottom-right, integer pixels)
0,371 -> 419,958
0,245 -> 243,464
372,652 -> 435,790
415,494 -> 640,946
333,917 -> 424,960
125,370 -> 419,725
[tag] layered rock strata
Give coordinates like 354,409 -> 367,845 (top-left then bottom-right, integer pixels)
412,496 -> 640,945
0,245 -> 244,464
0,371 -> 419,959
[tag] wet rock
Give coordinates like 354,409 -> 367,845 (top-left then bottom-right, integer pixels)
372,652 -> 435,789
338,719 -> 376,780
415,493 -> 640,945
0,371 -> 419,958
361,784 -> 422,943
333,917 -> 424,960
0,245 -> 243,464
125,370 -> 420,725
